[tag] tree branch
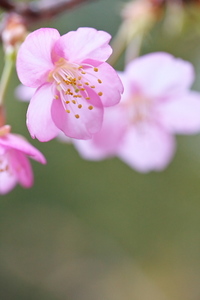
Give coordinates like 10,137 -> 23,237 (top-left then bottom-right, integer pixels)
0,0 -> 93,24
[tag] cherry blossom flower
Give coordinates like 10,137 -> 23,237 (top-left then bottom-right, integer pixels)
16,27 -> 123,142
0,125 -> 46,194
73,52 -> 200,172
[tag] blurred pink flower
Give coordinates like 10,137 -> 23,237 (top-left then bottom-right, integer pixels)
0,125 -> 46,194
16,27 -> 123,142
74,52 -> 200,172
15,84 -> 36,102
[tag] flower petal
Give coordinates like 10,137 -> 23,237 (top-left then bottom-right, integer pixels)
117,123 -> 175,172
158,91 -> 200,134
16,28 -> 60,87
8,150 -> 33,188
74,105 -> 127,159
0,134 -> 46,164
85,61 -> 124,106
126,52 -> 194,98
51,88 -> 103,139
27,83 -> 59,141
0,155 -> 17,194
53,27 -> 112,63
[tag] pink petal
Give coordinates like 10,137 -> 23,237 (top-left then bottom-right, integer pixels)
27,83 -> 59,141
0,155 -> 17,194
51,88 -> 103,139
74,105 -> 127,159
8,150 -> 33,188
117,123 -> 175,172
53,27 -> 112,63
16,28 -> 60,87
157,91 -> 200,134
126,52 -> 194,98
85,61 -> 124,106
0,134 -> 46,164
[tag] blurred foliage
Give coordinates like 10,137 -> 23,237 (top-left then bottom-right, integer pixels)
1,0 -> 200,299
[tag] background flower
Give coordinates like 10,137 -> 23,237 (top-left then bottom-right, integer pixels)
0,125 -> 46,194
74,52 -> 200,172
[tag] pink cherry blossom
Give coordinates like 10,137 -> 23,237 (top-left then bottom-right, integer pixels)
73,52 -> 200,172
16,27 -> 123,142
0,125 -> 46,194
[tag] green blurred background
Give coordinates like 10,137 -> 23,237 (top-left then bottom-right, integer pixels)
1,0 -> 200,299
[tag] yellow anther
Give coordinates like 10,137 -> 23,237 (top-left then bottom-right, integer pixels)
94,67 -> 98,72
98,92 -> 103,96
66,109 -> 70,113
78,104 -> 82,109
85,82 -> 89,85
88,105 -> 94,110
78,76 -> 82,81
72,100 -> 76,104
90,85 -> 95,88
80,88 -> 85,91
54,95 -> 59,99
75,114 -> 80,119
81,71 -> 86,74
86,97 -> 90,100
65,100 -> 70,104
98,79 -> 102,84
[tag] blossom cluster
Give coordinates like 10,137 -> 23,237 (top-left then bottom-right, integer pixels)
2,21 -> 200,193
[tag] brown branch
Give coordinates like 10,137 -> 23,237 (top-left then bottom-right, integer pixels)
0,0 -> 94,24
0,0 -> 15,11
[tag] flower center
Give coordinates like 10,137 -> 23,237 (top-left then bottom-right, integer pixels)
49,58 -> 103,119
0,155 -> 9,173
127,93 -> 153,124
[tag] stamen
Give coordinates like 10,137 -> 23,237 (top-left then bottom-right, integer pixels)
0,165 -> 8,172
52,60 -> 104,121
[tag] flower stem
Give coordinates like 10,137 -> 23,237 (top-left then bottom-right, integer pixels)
0,52 -> 15,106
